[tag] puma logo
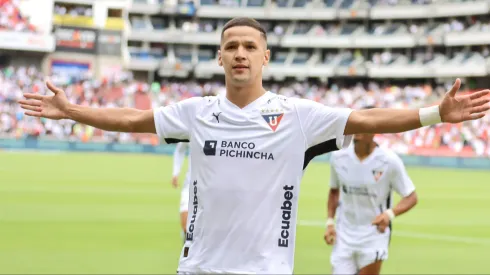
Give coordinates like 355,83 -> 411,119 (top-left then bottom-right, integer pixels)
212,112 -> 222,123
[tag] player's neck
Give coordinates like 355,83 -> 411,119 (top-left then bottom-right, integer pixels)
225,81 -> 266,109
354,142 -> 376,161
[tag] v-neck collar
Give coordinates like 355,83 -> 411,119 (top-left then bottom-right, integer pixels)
349,144 -> 379,164
220,91 -> 272,114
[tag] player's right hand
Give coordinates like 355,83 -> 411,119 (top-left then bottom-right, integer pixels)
171,176 -> 179,188
439,78 -> 490,123
19,81 -> 70,120
324,225 -> 336,245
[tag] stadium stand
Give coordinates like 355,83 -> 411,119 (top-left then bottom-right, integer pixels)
0,0 -> 38,33
1,0 -> 490,158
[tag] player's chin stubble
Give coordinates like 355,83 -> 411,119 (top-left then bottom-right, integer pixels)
231,73 -> 250,83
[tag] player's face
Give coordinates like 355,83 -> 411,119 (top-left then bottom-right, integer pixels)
354,133 -> 375,144
218,26 -> 270,86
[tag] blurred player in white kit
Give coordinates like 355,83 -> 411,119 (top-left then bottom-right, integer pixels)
325,108 -> 419,275
172,142 -> 191,239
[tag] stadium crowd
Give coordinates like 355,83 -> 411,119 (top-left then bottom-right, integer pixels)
53,4 -> 93,18
0,0 -> 38,33
1,65 -> 489,157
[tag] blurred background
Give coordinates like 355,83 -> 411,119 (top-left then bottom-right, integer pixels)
0,0 -> 489,274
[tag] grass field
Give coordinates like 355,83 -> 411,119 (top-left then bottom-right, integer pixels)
0,151 -> 489,274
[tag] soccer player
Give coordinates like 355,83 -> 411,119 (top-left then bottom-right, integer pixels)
18,17 -> 490,274
324,106 -> 418,275
172,142 -> 191,238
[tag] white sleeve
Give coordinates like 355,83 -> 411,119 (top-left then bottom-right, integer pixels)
390,153 -> 416,198
153,97 -> 202,144
172,143 -> 188,177
295,99 -> 353,150
329,154 -> 340,189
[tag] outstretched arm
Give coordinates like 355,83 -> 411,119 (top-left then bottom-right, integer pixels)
66,104 -> 155,133
19,81 -> 156,133
344,79 -> 490,135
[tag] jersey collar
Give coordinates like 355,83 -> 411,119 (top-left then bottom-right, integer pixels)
220,91 -> 273,114
348,144 -> 379,164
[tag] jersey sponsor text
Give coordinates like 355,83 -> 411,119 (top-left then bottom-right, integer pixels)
341,185 -> 378,198
218,140 -> 274,160
278,185 -> 294,248
186,180 -> 199,241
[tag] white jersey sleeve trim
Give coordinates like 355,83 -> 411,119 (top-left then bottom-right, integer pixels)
153,97 -> 203,144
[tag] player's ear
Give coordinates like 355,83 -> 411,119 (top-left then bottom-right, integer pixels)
218,50 -> 223,67
263,49 -> 270,66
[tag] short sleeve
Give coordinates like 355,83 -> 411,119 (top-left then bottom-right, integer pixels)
295,99 -> 353,150
329,153 -> 340,189
153,97 -> 202,144
390,153 -> 416,198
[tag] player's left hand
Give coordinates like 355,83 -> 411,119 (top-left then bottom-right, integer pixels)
171,176 -> 179,188
372,213 -> 390,233
439,78 -> 490,123
324,225 -> 336,245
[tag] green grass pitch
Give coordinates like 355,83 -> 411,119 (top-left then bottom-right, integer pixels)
0,151 -> 489,274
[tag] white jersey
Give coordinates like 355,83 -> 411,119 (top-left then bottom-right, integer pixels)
154,91 -> 353,274
173,142 -> 191,188
330,145 -> 415,248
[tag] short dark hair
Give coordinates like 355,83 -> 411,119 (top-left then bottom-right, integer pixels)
221,17 -> 267,43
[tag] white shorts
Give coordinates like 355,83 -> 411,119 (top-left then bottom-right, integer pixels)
331,232 -> 390,274
179,179 -> 191,213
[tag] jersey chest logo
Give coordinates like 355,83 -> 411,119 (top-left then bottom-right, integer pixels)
261,109 -> 284,132
372,169 -> 384,182
262,114 -> 284,132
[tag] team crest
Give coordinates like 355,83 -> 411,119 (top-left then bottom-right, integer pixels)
372,169 -> 384,182
262,113 -> 284,132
